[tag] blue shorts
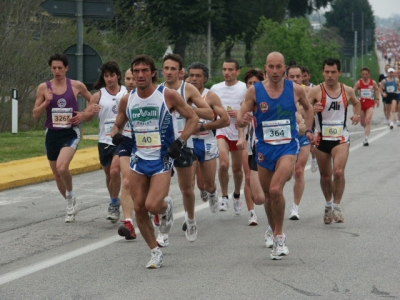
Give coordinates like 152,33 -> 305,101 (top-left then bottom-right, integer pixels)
193,138 -> 219,162
256,138 -> 299,172
299,135 -> 310,147
130,154 -> 173,177
119,137 -> 133,157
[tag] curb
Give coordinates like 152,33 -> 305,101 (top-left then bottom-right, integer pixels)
0,147 -> 101,191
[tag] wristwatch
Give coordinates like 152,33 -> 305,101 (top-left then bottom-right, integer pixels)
305,129 -> 313,135
178,137 -> 186,148
200,124 -> 205,132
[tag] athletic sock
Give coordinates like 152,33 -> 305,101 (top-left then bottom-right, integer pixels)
111,197 -> 120,205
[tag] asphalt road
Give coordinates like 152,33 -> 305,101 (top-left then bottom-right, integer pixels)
1,106 -> 399,299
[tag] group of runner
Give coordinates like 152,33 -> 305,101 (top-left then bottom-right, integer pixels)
34,50 -> 368,268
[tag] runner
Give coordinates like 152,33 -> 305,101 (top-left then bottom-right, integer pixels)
238,52 -> 314,259
308,58 -> 361,224
82,61 -> 127,223
211,59 -> 247,214
353,67 -> 381,146
111,54 -> 198,268
33,53 -> 92,223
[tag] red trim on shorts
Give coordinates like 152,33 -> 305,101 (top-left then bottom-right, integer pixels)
216,135 -> 239,151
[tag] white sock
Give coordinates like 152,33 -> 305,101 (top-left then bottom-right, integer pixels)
125,218 -> 133,224
325,200 -> 333,207
66,190 -> 74,198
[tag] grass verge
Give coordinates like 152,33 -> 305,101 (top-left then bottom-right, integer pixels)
0,130 -> 98,163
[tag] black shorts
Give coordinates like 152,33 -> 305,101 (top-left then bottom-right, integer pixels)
383,93 -> 398,104
118,137 -> 133,157
248,145 -> 258,171
174,146 -> 196,168
317,140 -> 349,154
98,142 -> 119,167
45,127 -> 80,161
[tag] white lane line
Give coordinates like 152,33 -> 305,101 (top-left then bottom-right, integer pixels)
0,202 -> 211,286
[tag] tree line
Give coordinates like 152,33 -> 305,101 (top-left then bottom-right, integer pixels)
0,0 -> 376,132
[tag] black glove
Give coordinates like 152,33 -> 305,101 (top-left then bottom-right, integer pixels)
112,133 -> 124,146
167,138 -> 185,159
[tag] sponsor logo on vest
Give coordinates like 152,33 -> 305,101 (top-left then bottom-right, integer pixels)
57,98 -> 67,108
259,102 -> 269,113
131,107 -> 159,122
328,101 -> 341,111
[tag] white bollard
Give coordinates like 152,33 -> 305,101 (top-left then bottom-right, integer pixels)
12,88 -> 18,134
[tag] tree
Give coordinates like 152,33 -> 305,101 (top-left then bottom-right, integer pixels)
324,0 -> 375,44
253,17 -> 341,83
145,0 -> 220,61
287,0 -> 333,17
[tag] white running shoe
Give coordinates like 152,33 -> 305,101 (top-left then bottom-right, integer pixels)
106,203 -> 120,223
390,122 -> 394,130
65,196 -> 78,223
233,198 -> 242,215
397,121 -> 400,127
289,205 -> 299,220
146,248 -> 163,269
248,212 -> 258,226
185,222 -> 197,242
156,232 -> 169,247
208,191 -> 219,213
264,228 -> 274,248
311,158 -> 318,173
270,235 -> 289,260
219,197 -> 229,211
160,196 -> 174,234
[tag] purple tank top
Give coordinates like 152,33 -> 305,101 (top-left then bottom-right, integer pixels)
45,78 -> 78,129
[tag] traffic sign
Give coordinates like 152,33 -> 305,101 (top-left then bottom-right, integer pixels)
64,44 -> 102,90
41,0 -> 114,20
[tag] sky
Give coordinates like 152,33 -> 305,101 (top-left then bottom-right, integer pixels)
366,0 -> 399,18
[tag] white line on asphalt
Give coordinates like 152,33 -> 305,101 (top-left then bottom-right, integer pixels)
0,202 -> 209,286
0,126 -> 391,285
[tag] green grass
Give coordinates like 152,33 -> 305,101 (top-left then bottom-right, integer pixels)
0,130 -> 98,163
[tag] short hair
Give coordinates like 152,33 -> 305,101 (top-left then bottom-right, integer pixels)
94,61 -> 122,90
361,67 -> 370,73
301,66 -> 310,74
48,53 -> 68,67
286,65 -> 302,76
288,60 -> 298,67
163,53 -> 183,70
244,68 -> 264,84
323,58 -> 341,72
224,59 -> 240,70
130,55 -> 158,83
187,62 -> 209,79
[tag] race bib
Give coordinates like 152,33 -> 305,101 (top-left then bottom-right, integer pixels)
134,127 -> 161,149
52,108 -> 73,128
322,120 -> 343,140
262,119 -> 291,145
360,89 -> 373,99
387,85 -> 395,93
104,119 -> 116,137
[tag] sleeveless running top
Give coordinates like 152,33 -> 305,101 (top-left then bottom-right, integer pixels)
45,78 -> 78,130
126,85 -> 178,160
314,83 -> 349,142
254,79 -> 298,146
98,85 -> 127,145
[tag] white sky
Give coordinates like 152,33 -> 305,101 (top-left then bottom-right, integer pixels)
368,0 -> 400,18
